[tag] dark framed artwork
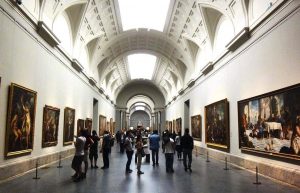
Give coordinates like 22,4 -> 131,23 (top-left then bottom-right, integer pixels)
99,115 -> 106,136
5,83 -> 37,158
42,105 -> 60,148
85,118 -> 92,134
191,115 -> 202,141
205,99 -> 230,152
176,118 -> 182,133
238,84 -> 300,162
77,119 -> 84,136
63,107 -> 75,146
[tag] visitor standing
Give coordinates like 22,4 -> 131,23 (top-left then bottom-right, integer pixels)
175,131 -> 182,160
71,130 -> 86,182
124,130 -> 134,173
101,131 -> 110,169
164,131 -> 175,173
149,130 -> 160,166
89,130 -> 100,168
181,128 -> 194,172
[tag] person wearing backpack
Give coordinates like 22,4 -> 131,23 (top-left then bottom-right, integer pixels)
181,128 -> 194,172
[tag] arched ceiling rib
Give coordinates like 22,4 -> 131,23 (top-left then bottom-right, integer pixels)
34,0 -> 255,103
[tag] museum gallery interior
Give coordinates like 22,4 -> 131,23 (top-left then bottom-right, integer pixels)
0,0 -> 299,192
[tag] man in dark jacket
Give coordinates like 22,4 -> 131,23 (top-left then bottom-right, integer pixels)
181,128 -> 194,172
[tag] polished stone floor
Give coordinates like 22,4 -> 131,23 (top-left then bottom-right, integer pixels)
0,146 -> 299,193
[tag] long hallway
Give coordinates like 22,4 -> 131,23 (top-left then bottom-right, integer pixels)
0,146 -> 299,193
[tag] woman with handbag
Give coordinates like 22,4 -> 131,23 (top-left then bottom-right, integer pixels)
135,135 -> 144,175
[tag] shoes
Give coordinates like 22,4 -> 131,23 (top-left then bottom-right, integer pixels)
184,168 -> 187,172
137,171 -> 144,175
73,177 -> 81,182
71,173 -> 77,178
126,169 -> 133,173
156,163 -> 159,166
94,165 -> 99,169
101,166 -> 108,169
81,173 -> 86,179
91,165 -> 94,169
188,168 -> 192,172
152,163 -> 155,167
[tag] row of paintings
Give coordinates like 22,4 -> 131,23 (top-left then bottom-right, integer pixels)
167,83 -> 300,162
5,83 -> 115,159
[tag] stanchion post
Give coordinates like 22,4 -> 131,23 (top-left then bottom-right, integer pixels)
224,157 -> 229,170
253,166 -> 261,185
206,151 -> 210,162
57,154 -> 63,168
33,160 -> 40,180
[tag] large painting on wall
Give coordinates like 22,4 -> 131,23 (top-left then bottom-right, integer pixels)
205,99 -> 229,152
85,118 -> 92,134
191,115 -> 201,141
238,84 -> 300,162
99,115 -> 106,136
42,105 -> 60,148
63,107 -> 75,146
77,119 -> 84,136
176,118 -> 182,133
110,118 -> 113,133
5,83 -> 37,158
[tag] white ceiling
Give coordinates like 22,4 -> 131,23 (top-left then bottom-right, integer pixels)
18,0 -> 282,104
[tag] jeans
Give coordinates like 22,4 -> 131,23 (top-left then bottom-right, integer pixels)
165,153 -> 174,172
126,151 -> 133,171
151,149 -> 159,164
183,149 -> 192,169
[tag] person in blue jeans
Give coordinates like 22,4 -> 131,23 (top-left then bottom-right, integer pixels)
149,130 -> 160,166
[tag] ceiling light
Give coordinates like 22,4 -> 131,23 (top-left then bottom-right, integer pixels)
118,0 -> 170,31
128,54 -> 156,80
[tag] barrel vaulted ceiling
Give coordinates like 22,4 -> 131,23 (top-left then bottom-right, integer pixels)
18,0 -> 282,104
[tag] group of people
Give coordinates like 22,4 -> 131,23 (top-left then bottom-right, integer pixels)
71,129 -> 100,182
71,127 -> 195,182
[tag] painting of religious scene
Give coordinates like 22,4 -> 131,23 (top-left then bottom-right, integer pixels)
85,118 -> 92,134
238,84 -> 300,161
176,118 -> 182,134
77,119 -> 84,136
63,107 -> 75,146
99,115 -> 106,136
5,83 -> 37,158
42,105 -> 60,148
205,99 -> 229,152
191,115 -> 202,141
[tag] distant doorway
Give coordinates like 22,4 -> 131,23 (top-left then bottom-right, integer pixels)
93,98 -> 98,131
184,100 -> 190,131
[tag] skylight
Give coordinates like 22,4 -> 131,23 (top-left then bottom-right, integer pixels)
118,0 -> 170,31
128,54 -> 156,80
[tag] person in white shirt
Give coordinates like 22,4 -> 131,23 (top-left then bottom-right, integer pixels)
71,130 -> 86,182
163,131 -> 175,173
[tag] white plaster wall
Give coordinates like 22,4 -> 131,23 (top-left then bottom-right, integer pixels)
0,6 -> 115,166
166,2 -> 300,169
